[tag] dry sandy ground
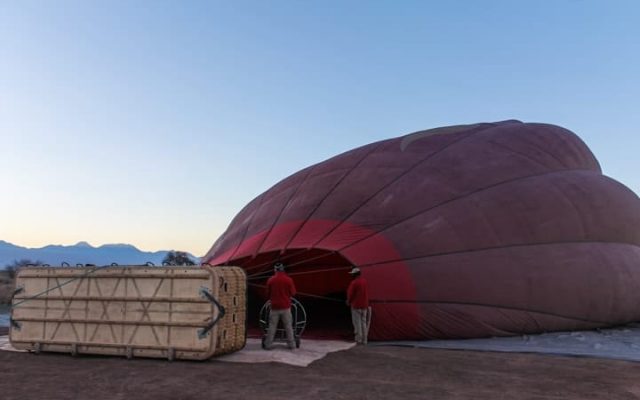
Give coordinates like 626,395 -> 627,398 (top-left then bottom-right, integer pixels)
2,340 -> 640,400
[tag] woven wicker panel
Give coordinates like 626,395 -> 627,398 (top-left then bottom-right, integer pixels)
207,266 -> 247,356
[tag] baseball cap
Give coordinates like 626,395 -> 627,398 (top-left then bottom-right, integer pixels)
348,267 -> 360,274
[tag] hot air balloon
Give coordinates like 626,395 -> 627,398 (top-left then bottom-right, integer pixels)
204,120 -> 640,340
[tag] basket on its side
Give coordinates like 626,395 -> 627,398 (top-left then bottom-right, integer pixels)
9,265 -> 247,361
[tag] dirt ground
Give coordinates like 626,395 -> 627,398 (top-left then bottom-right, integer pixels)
1,341 -> 640,400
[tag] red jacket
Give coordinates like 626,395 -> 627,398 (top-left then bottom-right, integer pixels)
347,276 -> 369,309
267,272 -> 297,310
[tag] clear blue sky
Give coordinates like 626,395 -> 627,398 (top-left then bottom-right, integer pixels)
1,1 -> 639,256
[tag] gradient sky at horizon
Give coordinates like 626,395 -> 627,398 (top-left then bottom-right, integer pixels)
1,1 -> 639,256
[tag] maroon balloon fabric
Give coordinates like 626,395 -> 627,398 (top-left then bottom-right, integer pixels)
204,120 -> 640,340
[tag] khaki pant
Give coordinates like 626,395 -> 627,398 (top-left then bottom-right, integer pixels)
264,308 -> 295,349
351,307 -> 372,344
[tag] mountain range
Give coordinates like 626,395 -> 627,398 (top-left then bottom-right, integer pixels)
0,240 -> 199,268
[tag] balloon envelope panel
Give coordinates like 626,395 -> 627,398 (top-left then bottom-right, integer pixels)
205,121 -> 640,340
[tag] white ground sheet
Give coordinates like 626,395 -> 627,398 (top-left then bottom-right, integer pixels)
376,323 -> 640,362
216,338 -> 355,367
0,336 -> 354,367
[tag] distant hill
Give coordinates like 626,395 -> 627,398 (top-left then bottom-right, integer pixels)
0,240 -> 199,268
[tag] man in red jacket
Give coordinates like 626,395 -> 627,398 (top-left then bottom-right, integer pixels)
347,267 -> 371,345
263,262 -> 297,350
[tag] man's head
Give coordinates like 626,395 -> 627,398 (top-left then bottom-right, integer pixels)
274,262 -> 286,272
348,266 -> 361,277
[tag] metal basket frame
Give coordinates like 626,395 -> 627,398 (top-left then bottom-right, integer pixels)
259,298 -> 306,348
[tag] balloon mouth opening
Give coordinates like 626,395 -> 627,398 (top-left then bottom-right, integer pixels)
234,249 -> 355,340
